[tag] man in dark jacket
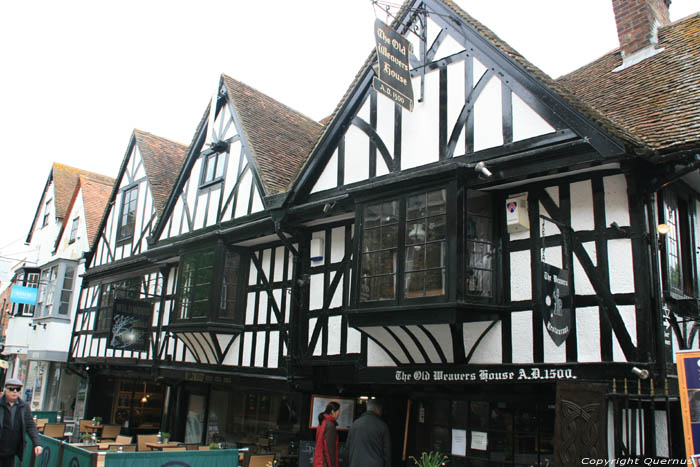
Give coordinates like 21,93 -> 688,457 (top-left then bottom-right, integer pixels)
0,378 -> 42,467
345,399 -> 390,467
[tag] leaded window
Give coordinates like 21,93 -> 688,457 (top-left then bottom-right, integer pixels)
96,278 -> 142,332
68,217 -> 79,244
117,186 -> 138,242
360,200 -> 398,301
201,152 -> 227,186
465,190 -> 495,298
178,250 -> 216,320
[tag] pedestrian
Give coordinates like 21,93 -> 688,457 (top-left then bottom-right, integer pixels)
0,378 -> 42,467
345,399 -> 390,467
313,401 -> 340,467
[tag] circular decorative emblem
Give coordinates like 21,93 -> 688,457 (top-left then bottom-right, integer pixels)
69,458 -> 81,467
161,462 -> 191,467
37,446 -> 51,467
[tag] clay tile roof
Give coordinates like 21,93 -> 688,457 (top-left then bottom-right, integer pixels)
133,130 -> 188,216
558,14 -> 700,152
79,175 -> 115,246
221,74 -> 323,195
52,163 -> 115,220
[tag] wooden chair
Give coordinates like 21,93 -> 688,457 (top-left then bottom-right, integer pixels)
108,444 -> 136,452
114,435 -> 133,445
43,423 -> 65,438
198,446 -> 210,450
136,434 -> 160,451
79,419 -> 94,434
162,446 -> 186,451
248,455 -> 275,467
81,445 -> 99,451
184,443 -> 200,450
100,424 -> 121,441
35,418 -> 49,428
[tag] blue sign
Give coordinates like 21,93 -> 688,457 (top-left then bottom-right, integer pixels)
10,286 -> 38,305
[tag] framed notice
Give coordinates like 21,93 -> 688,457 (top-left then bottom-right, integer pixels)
309,395 -> 355,431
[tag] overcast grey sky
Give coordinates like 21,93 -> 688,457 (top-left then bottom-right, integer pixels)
0,0 -> 697,265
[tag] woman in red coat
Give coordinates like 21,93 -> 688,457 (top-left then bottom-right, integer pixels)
313,401 -> 341,467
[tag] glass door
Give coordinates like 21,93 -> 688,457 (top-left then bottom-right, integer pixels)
185,394 -> 207,444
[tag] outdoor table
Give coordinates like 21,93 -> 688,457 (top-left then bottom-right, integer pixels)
84,424 -> 103,433
146,441 -> 183,451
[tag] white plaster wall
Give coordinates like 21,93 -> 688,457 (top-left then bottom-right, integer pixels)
31,183 -> 61,267
234,171 -> 253,219
242,332 -> 253,365
257,291 -> 268,325
612,305 -> 637,362
608,239 -> 635,293
512,93 -> 555,142
473,77 -> 503,152
573,242 -> 597,295
510,250 -> 531,301
511,311 -> 534,363
309,274 -> 324,311
576,306 -> 601,362
222,335 -> 241,366
327,315 -> 342,355
344,124 -> 371,185
5,317 -> 31,349
542,321 -> 566,363
375,90 -> 395,177
402,70 -> 440,170
255,331 -> 266,367
463,321 -> 502,364
391,326 -> 425,363
309,318 -> 321,356
366,338 -> 396,367
447,60 -> 466,156
347,327 -> 362,354
424,324 -> 454,362
268,331 -> 279,368
570,180 -> 595,231
363,327 -> 409,364
604,174 -> 630,226
311,148 -> 338,194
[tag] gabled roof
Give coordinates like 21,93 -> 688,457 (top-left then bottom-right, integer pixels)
26,163 -> 115,244
133,130 -> 188,216
221,74 -> 323,195
53,174 -> 115,251
558,13 -> 700,152
285,0 -> 641,203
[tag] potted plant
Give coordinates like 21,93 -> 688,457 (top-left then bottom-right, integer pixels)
409,452 -> 449,467
94,416 -> 103,425
208,442 -> 221,450
161,432 -> 171,443
81,433 -> 91,444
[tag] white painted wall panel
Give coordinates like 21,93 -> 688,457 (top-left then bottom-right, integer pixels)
311,150 -> 338,194
242,332 -> 253,366
422,324 -> 454,362
328,316 -> 342,355
309,274 -> 324,311
608,239 -> 635,293
512,93 -> 555,142
570,180 -> 594,231
375,91 -> 395,177
343,125 -> 370,185
604,174 -> 630,226
576,306 -> 601,362
473,77 -> 503,152
542,322 -> 566,363
402,70 -> 440,170
257,292 -> 268,325
573,242 -> 597,295
268,331 -> 279,368
245,292 -> 256,325
364,327 -> 409,363
367,338 -> 396,367
254,331 -> 266,367
464,321 -> 502,364
331,227 -> 345,263
511,311 -> 534,363
447,60 -> 466,156
347,328 -> 362,354
510,250 -> 531,301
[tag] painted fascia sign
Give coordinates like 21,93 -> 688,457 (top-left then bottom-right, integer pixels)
9,285 -> 38,306
373,19 -> 414,111
676,350 -> 700,463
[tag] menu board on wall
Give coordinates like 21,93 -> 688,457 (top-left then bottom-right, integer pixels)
309,395 -> 355,431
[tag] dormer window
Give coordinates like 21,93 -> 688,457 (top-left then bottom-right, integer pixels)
116,186 -> 138,243
200,151 -> 227,186
68,217 -> 79,244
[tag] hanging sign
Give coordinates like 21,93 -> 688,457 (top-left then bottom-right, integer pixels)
107,298 -> 152,352
373,19 -> 414,111
542,263 -> 571,346
676,350 -> 700,463
9,285 -> 38,305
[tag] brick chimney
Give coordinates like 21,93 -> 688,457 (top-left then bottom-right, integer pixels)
612,0 -> 671,59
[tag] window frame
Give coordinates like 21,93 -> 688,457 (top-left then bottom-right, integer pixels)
354,185 -> 453,308
95,278 -> 143,333
199,150 -> 228,188
34,260 -> 78,319
68,217 -> 80,244
42,198 -> 52,228
116,185 -> 139,244
661,187 -> 699,301
173,241 -> 248,324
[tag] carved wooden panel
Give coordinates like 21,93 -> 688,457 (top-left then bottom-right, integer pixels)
554,382 -> 607,465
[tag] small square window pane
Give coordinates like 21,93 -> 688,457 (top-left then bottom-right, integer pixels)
424,269 -> 445,296
381,225 -> 398,249
406,193 -> 426,220
427,215 -> 446,241
363,228 -> 380,252
467,242 -> 493,269
382,201 -> 399,224
427,189 -> 446,215
378,251 -> 396,275
466,269 -> 492,297
378,275 -> 395,300
426,243 -> 445,269
214,154 -> 226,179
405,272 -> 424,298
405,246 -> 425,271
406,221 -> 426,245
365,204 -> 382,228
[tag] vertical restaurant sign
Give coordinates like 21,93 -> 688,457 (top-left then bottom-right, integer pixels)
107,298 -> 152,352
10,285 -> 38,305
677,350 -> 700,462
373,19 -> 414,111
542,263 -> 571,346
